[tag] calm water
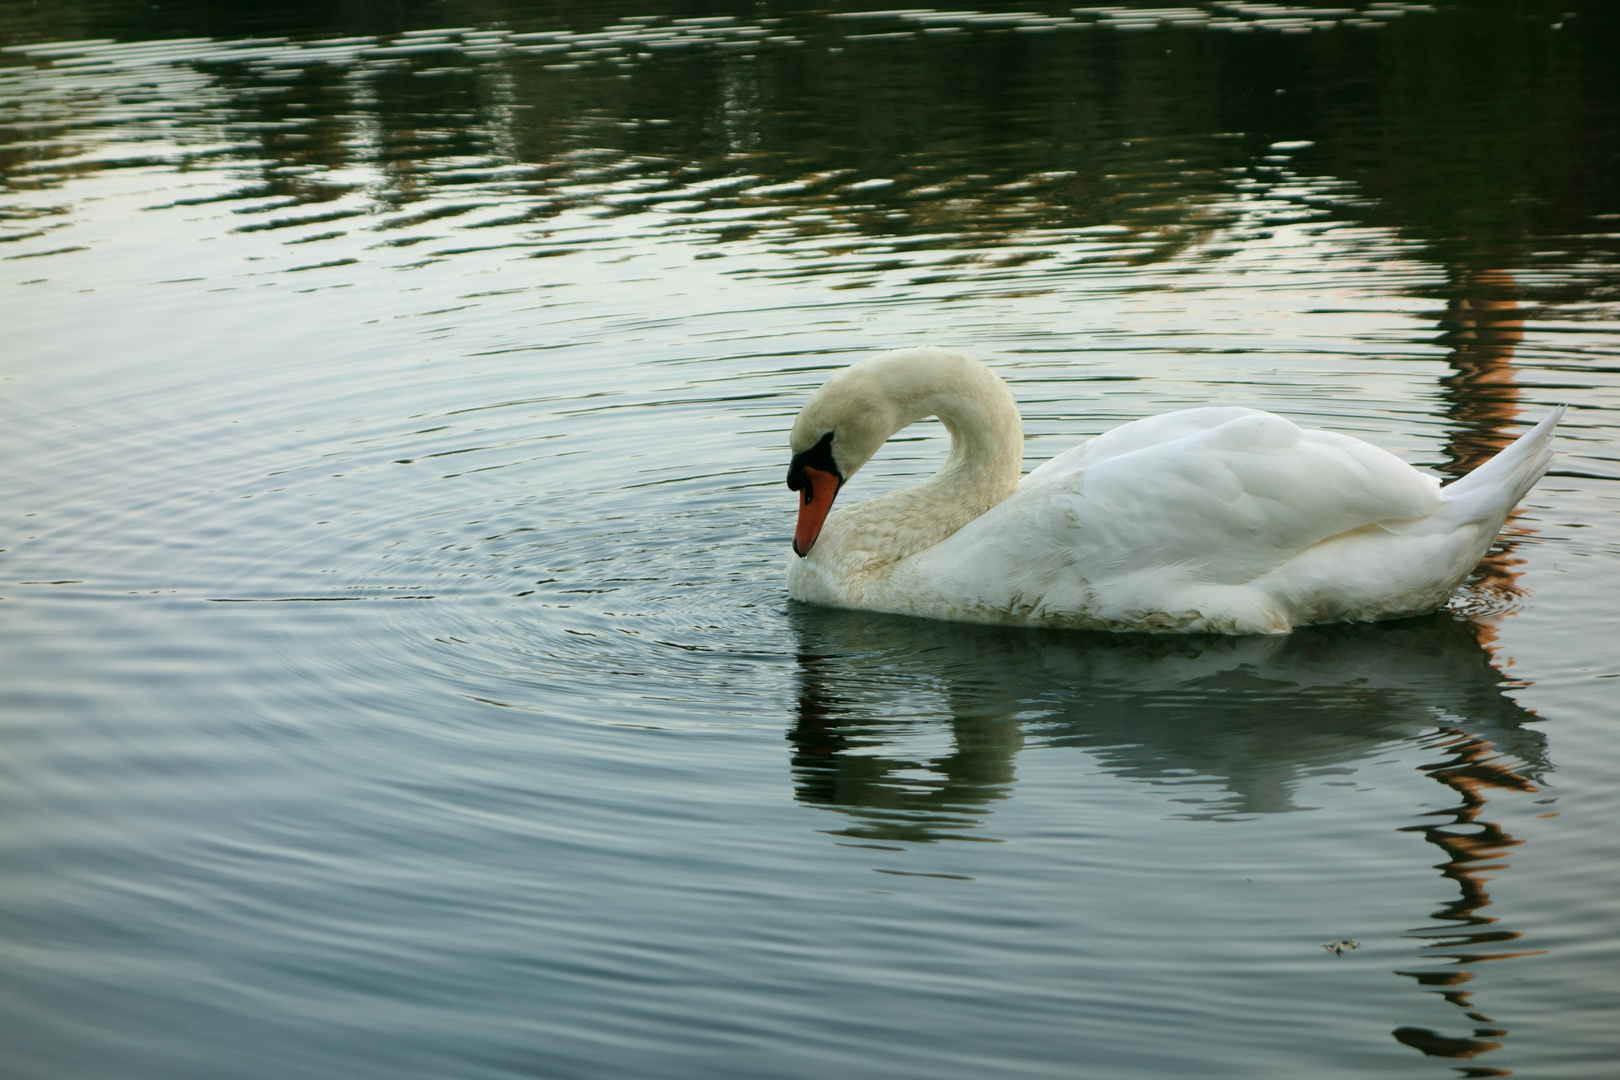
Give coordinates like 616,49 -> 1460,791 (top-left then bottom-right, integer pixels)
3,2 -> 1619,1077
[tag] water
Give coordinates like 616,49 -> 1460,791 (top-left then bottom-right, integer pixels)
3,2 -> 1619,1076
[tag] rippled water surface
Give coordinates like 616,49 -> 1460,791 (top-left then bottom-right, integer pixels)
4,2 -> 1619,1077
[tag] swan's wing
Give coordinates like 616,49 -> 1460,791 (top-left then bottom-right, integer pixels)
1025,406 -> 1268,481
1010,409 -> 1444,584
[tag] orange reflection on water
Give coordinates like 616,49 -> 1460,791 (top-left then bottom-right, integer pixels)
1390,268 -> 1547,1075
1392,727 -> 1544,1076
1439,268 -> 1537,621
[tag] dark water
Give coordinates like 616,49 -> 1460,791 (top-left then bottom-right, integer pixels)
3,2 -> 1619,1077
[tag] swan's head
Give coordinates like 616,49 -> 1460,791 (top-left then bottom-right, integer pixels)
786,429 -> 838,557
786,348 -> 963,556
788,373 -> 893,557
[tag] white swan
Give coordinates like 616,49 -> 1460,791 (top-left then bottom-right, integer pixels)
785,346 -> 1563,634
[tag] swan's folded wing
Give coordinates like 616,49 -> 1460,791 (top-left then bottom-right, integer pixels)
1025,406 -> 1268,481
1013,410 -> 1443,585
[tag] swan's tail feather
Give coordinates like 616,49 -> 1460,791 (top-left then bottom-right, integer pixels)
1438,405 -> 1565,527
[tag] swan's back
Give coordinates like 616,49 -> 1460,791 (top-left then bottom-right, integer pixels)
892,407 -> 1556,633
1015,407 -> 1441,579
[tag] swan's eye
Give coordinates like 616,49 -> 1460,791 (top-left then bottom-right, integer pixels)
787,431 -> 838,493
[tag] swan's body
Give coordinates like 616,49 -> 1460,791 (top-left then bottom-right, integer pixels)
786,347 -> 1562,634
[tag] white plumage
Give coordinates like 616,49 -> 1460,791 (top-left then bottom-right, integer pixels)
786,346 -> 1562,634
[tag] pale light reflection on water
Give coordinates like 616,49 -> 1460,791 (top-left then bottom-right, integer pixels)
3,3 -> 1619,1078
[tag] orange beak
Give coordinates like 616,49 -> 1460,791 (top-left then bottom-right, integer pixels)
793,465 -> 841,557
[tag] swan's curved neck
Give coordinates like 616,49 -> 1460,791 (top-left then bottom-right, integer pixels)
916,380 -> 1023,505
828,350 -> 1024,570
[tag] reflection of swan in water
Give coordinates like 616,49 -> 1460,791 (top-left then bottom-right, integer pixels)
789,605 -> 1545,837
789,604 -> 1546,1069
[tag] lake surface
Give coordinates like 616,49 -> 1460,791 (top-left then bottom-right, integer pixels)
3,2 -> 1619,1077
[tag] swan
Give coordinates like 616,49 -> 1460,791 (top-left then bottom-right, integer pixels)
785,346 -> 1563,634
